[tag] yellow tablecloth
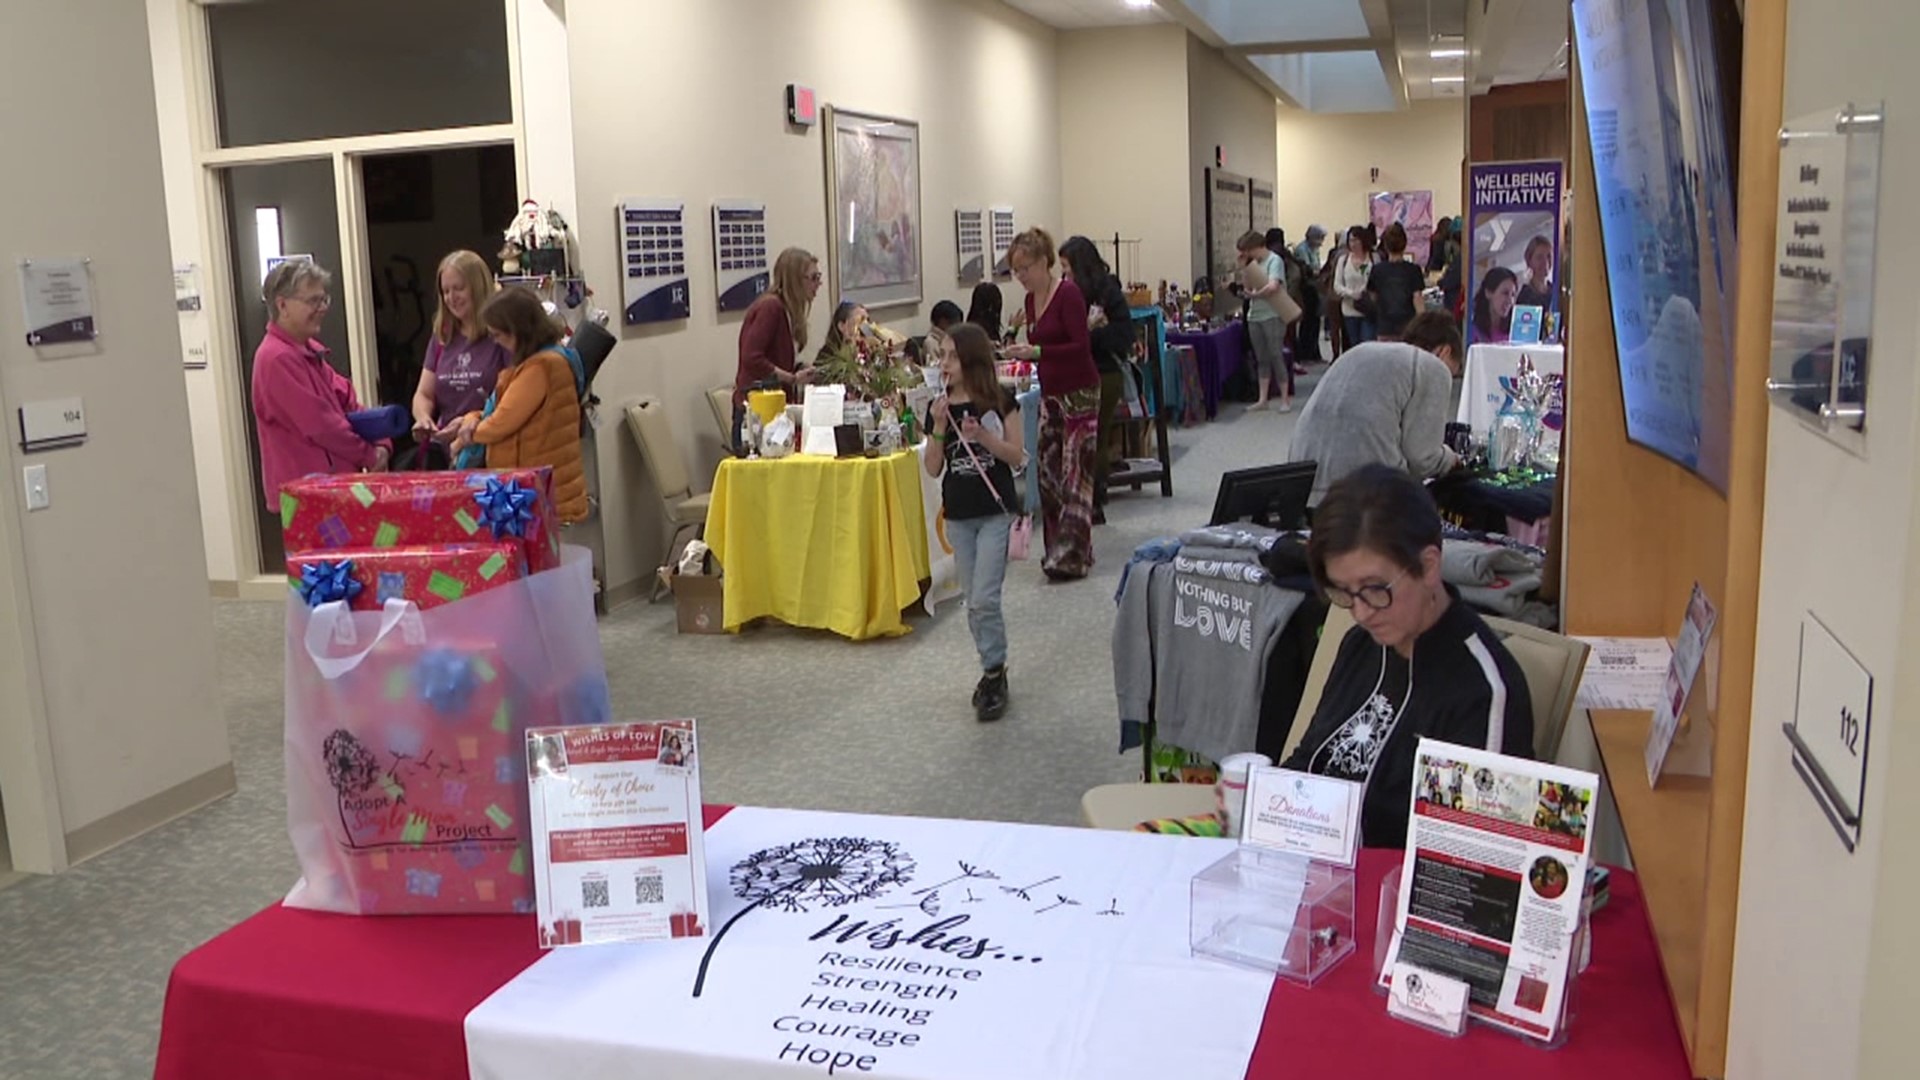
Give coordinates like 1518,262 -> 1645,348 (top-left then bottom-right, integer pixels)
705,450 -> 930,640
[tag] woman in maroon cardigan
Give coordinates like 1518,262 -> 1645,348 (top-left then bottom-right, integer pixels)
1004,227 -> 1099,579
731,247 -> 823,449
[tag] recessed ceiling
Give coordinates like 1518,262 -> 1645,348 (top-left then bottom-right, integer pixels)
1251,50 -> 1398,113
1002,0 -> 1564,113
996,0 -> 1168,30
1185,0 -> 1370,44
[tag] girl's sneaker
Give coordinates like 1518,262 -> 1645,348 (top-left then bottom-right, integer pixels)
973,667 -> 1009,722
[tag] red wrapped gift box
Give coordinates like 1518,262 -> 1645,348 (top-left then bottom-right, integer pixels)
285,635 -> 545,915
287,544 -> 527,612
279,469 -> 562,574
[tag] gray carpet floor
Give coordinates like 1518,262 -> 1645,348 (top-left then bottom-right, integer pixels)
0,379 -> 1316,1079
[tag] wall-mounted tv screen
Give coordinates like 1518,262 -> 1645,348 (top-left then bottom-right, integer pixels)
1572,0 -> 1742,492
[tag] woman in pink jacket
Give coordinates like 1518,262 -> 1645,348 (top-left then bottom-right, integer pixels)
250,259 -> 389,508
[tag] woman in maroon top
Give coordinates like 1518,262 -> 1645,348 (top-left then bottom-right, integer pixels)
1004,227 -> 1099,579
731,247 -> 823,449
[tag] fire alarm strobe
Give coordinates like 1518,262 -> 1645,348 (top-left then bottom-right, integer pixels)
787,84 -> 817,127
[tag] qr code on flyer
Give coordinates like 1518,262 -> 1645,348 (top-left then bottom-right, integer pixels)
635,873 -> 664,905
656,725 -> 696,776
582,879 -> 611,909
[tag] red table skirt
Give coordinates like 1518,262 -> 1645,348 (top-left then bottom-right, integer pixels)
155,807 -> 1689,1079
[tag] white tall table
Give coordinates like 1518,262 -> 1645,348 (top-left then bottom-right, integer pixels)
1456,342 -> 1566,453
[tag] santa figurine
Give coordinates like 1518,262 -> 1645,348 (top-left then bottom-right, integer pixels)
502,198 -> 568,274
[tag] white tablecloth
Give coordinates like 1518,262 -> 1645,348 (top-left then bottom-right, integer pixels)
466,807 -> 1278,1080
1457,343 -> 1565,453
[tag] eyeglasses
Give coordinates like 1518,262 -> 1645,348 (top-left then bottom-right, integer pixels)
293,292 -> 332,310
805,271 -> 825,283
1324,567 -> 1408,611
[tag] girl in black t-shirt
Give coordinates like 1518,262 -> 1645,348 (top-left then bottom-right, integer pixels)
924,324 -> 1026,721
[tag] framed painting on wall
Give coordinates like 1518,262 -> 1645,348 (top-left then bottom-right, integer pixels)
824,106 -> 922,309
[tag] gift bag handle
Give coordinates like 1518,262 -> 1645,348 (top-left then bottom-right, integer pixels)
304,598 -> 424,680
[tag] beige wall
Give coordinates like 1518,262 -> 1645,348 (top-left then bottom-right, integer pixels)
1187,37 -> 1281,281
0,0 -> 230,866
565,0 -> 1062,594
1272,98 -> 1465,249
1727,2 -> 1920,1077
1058,24 -> 1191,291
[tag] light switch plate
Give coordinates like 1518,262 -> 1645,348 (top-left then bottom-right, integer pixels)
23,464 -> 49,511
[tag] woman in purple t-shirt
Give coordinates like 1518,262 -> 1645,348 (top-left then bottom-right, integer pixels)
409,249 -> 510,466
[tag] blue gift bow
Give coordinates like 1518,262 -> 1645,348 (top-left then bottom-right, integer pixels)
472,476 -> 538,540
296,560 -> 363,607
416,648 -> 479,716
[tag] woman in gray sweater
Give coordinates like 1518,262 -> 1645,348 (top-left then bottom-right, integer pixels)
1288,311 -> 1464,507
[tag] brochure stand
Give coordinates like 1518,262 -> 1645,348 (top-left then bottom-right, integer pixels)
1190,847 -> 1355,987
1373,864 -> 1586,1049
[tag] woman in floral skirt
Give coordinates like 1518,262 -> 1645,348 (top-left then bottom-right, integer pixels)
1003,227 -> 1099,579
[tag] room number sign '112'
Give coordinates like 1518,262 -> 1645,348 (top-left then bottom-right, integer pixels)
1784,613 -> 1872,852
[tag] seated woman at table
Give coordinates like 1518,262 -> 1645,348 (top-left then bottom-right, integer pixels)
1473,266 -> 1519,345
733,246 -> 823,446
442,288 -> 588,524
813,301 -> 869,368
1288,311 -> 1463,508
1281,465 -> 1535,848
924,323 -> 1025,721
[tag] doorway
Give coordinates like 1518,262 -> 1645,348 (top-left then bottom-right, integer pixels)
222,159 -> 345,575
360,145 -> 519,424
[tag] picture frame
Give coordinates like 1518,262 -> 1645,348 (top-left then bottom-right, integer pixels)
823,106 -> 922,309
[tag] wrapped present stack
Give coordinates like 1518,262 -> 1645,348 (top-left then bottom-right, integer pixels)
280,468 -> 607,916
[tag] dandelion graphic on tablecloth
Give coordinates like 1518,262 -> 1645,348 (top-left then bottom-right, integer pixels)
691,837 -> 915,997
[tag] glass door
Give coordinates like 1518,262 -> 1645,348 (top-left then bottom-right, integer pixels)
221,159 -> 345,574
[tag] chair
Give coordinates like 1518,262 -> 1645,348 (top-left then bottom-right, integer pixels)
1483,617 -> 1591,763
1277,604 -> 1355,765
624,398 -> 711,602
1080,782 -> 1215,831
707,384 -> 736,455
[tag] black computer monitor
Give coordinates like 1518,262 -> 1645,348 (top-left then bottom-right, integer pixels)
1209,462 -> 1317,530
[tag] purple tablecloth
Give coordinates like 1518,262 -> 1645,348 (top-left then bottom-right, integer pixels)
1167,322 -> 1245,419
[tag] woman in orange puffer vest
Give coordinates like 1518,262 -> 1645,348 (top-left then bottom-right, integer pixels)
443,288 -> 589,523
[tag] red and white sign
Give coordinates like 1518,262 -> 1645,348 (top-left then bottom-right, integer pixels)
526,720 -> 708,949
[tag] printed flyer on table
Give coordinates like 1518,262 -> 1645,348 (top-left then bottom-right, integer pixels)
527,720 -> 708,948
465,807 -> 1275,1079
1380,738 -> 1598,1042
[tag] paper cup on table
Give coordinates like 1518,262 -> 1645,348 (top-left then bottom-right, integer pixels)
748,388 -> 788,426
1215,753 -> 1272,837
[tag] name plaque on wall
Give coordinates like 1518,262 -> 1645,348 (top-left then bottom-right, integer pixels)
1766,104 -> 1883,453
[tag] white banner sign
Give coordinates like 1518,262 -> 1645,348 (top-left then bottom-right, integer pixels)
466,808 -> 1273,1079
